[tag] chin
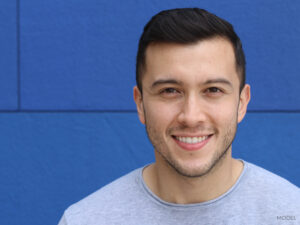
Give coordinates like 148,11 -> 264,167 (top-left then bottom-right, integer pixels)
171,161 -> 214,178
164,145 -> 230,178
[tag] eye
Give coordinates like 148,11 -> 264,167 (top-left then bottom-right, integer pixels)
162,88 -> 179,94
204,87 -> 224,97
159,87 -> 181,98
206,87 -> 222,93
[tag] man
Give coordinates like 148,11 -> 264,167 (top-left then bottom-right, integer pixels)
59,8 -> 299,225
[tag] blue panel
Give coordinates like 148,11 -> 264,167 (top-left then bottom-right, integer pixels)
225,2 -> 300,111
233,113 -> 300,184
20,0 -> 300,111
0,0 -> 18,110
0,113 -> 154,225
0,112 -> 299,225
21,0 -> 140,110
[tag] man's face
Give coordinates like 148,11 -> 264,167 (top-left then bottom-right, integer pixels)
134,38 -> 250,177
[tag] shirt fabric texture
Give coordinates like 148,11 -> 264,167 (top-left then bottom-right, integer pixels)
58,160 -> 300,225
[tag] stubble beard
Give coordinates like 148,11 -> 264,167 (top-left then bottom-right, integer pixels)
145,117 -> 238,179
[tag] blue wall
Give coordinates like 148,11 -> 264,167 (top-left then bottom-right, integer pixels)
0,1 -> 299,224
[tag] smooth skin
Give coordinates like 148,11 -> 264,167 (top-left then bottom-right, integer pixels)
134,37 -> 251,204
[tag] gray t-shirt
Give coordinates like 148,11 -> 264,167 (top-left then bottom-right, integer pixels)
58,160 -> 300,225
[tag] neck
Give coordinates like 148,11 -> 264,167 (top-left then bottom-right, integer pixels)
143,149 -> 243,204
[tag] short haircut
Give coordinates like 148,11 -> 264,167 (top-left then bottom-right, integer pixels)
136,8 -> 246,93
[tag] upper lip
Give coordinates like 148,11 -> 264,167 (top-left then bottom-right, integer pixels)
172,134 -> 213,137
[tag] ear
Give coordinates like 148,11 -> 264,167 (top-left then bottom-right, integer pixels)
133,86 -> 145,124
237,84 -> 251,123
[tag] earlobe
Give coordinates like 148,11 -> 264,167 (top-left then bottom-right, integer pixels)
133,86 -> 145,124
238,84 -> 251,123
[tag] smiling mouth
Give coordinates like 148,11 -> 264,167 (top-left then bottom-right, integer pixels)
174,136 -> 209,144
171,134 -> 213,151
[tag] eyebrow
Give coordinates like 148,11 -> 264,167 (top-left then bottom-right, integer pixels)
151,79 -> 183,88
204,78 -> 233,88
151,78 -> 233,88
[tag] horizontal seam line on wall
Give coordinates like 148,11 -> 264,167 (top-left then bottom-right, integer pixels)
0,110 -> 300,113
0,110 -> 137,113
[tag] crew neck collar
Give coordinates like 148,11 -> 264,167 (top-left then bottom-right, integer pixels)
139,159 -> 248,208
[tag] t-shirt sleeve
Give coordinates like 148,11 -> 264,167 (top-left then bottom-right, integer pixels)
57,213 -> 68,225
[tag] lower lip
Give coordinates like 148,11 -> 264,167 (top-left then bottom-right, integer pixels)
173,136 -> 211,151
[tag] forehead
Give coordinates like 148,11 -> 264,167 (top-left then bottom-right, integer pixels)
143,38 -> 239,87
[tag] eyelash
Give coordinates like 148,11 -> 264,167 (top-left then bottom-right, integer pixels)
205,87 -> 223,93
161,88 -> 180,94
159,87 -> 224,97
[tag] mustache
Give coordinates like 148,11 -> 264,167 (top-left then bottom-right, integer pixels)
167,125 -> 216,135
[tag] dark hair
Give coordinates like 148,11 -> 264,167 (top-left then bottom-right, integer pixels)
136,8 -> 246,93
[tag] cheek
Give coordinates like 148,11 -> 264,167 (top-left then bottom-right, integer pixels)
144,101 -> 180,127
211,102 -> 238,126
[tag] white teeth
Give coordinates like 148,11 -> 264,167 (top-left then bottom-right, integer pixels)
176,136 -> 208,144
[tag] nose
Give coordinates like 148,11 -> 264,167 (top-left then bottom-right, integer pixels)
177,93 -> 208,127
